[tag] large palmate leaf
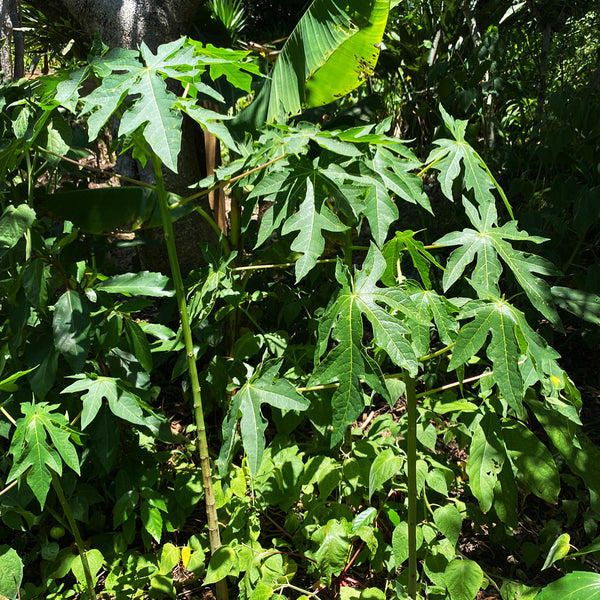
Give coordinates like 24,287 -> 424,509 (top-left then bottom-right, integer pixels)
309,246 -> 424,445
427,105 -> 512,217
62,374 -> 155,429
448,297 -> 561,416
449,299 -> 523,414
374,146 -> 432,213
241,124 -> 423,265
81,39 -> 195,171
7,402 -> 80,508
436,198 -> 560,326
233,0 -> 390,129
409,288 -> 459,347
281,178 -> 347,281
219,362 -> 309,476
80,39 -> 253,170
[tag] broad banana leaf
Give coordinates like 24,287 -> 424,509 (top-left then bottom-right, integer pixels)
233,0 -> 391,131
37,187 -> 193,234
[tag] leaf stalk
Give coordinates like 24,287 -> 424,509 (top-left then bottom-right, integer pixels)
405,375 -> 418,599
51,471 -> 97,600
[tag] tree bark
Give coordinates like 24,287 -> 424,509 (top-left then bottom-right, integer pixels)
29,0 -> 203,51
0,0 -> 13,79
10,0 -> 23,78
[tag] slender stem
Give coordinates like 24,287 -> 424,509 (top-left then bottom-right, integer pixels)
231,258 -> 337,272
475,149 -> 513,219
37,147 -> 154,189
150,155 -> 228,600
51,472 -> 96,600
418,343 -> 454,362
296,382 -> 339,393
405,375 -> 418,600
25,151 -> 34,204
415,369 -> 493,399
175,154 -> 287,209
417,155 -> 445,178
1,406 -> 16,426
0,477 -> 19,497
193,205 -> 231,255
343,228 -> 353,268
238,304 -> 265,334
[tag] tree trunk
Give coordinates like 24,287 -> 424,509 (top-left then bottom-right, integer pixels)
10,0 -> 23,78
0,0 -> 13,79
30,0 -> 203,51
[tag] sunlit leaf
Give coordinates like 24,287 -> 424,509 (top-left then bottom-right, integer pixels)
0,545 -> 23,600
311,519 -> 351,586
368,448 -> 403,500
281,178 -> 347,282
233,0 -> 390,129
536,571 -> 600,600
310,247 -> 423,445
0,204 -> 35,258
436,198 -> 560,326
62,375 -> 119,429
223,362 -> 309,476
542,533 -> 571,570
96,271 -> 175,297
465,412 -> 506,512
433,505 -> 462,548
445,558 -> 484,600
428,105 -> 512,218
7,402 -> 80,508
392,521 -> 423,567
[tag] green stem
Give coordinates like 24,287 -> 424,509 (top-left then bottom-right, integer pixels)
419,343 -> 454,362
151,155 -> 228,600
37,146 -> 154,189
231,258 -> 337,272
415,369 -> 493,399
296,382 -> 339,393
193,205 -> 231,255
175,154 -> 287,208
417,154 -> 445,178
51,472 -> 96,600
343,228 -> 353,268
25,150 -> 34,205
476,151 -> 514,219
406,375 -> 418,599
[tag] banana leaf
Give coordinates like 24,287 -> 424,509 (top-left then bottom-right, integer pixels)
232,0 -> 390,132
37,187 -> 193,235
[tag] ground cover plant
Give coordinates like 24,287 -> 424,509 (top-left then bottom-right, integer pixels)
1,1 -> 600,599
